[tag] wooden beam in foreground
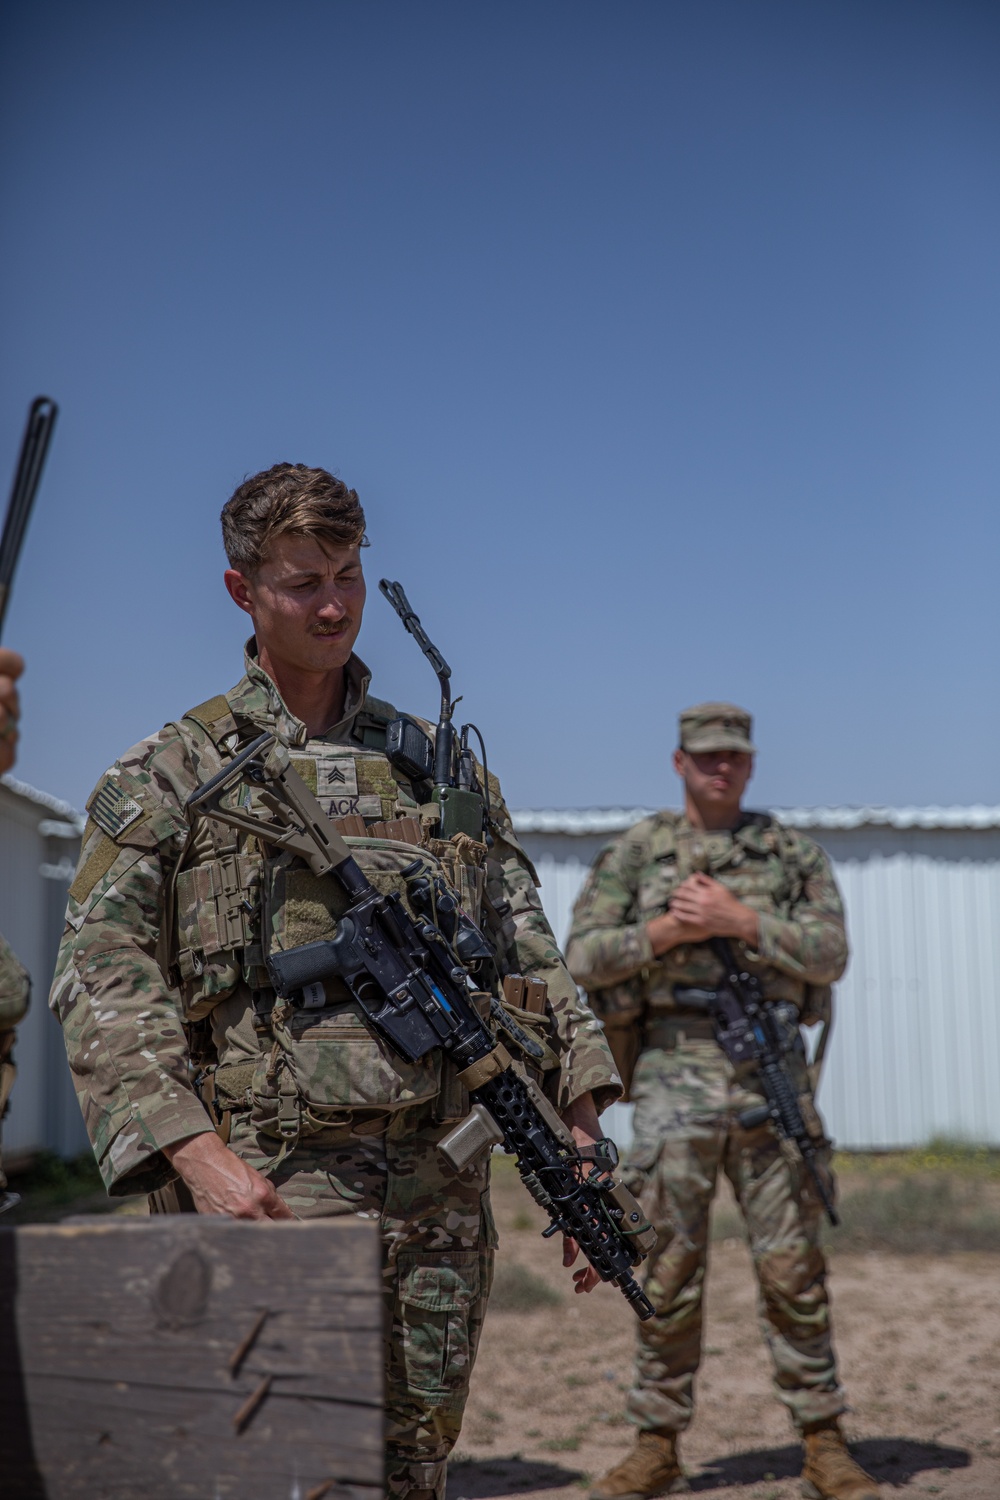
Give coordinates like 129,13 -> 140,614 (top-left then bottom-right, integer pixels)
0,1215 -> 383,1500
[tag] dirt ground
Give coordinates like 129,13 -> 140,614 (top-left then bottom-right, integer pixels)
448,1160 -> 1000,1500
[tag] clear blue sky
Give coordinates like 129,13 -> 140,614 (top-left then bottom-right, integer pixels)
2,1 -> 999,815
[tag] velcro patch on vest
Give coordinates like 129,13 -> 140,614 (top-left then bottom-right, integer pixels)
290,757 -> 318,793
91,779 -> 145,840
314,756 -> 383,820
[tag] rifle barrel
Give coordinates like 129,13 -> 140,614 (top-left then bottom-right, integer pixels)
0,396 -> 58,639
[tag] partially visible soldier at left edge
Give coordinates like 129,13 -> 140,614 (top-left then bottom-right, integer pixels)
48,464 -> 622,1500
0,645 -> 31,1213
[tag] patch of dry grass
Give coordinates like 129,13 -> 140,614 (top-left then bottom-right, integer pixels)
490,1261 -> 564,1311
709,1138 -> 1000,1254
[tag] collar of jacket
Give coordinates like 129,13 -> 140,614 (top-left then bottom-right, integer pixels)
659,809 -> 777,856
226,637 -> 374,747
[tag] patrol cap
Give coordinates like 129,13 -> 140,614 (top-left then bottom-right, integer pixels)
678,702 -> 755,754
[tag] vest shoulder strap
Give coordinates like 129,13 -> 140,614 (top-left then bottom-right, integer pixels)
182,693 -> 240,748
354,693 -> 398,750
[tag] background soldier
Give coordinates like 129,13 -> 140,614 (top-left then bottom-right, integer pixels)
50,464 -> 620,1500
566,704 -> 879,1500
0,646 -> 31,1212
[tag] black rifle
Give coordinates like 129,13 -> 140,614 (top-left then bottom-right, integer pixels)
706,937 -> 839,1226
0,397 -> 58,640
188,733 -> 657,1320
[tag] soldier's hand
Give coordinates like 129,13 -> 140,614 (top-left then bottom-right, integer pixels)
561,1093 -> 603,1295
0,648 -> 24,776
669,873 -> 759,946
646,909 -> 712,954
162,1131 -> 295,1220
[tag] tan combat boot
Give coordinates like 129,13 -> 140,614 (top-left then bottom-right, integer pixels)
801,1421 -> 881,1500
589,1431 -> 689,1499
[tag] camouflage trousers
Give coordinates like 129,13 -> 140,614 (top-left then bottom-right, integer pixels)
229,1104 -> 496,1500
621,1035 -> 845,1436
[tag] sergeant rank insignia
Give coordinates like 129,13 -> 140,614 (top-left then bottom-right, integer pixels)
92,780 -> 144,839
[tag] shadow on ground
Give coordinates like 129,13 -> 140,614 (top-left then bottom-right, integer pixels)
687,1437 -> 969,1491
447,1457 -> 581,1498
445,1439 -> 970,1497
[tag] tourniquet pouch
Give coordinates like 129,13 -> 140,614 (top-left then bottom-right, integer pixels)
174,852 -> 263,1019
424,831 -> 487,928
395,1249 -> 481,1400
252,838 -> 466,1133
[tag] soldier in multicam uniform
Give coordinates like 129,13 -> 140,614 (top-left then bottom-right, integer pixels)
50,464 -> 621,1500
566,704 -> 880,1500
0,646 -> 30,1211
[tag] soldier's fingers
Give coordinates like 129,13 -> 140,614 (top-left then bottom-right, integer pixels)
264,1194 -> 296,1221
0,649 -> 24,681
562,1234 -> 581,1267
670,894 -> 701,919
229,1197 -> 273,1220
243,1172 -> 294,1221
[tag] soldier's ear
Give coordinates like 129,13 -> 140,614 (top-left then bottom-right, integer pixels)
672,747 -> 686,777
225,569 -> 256,617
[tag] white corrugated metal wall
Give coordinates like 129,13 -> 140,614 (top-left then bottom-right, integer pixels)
0,778 -> 87,1161
4,783 -> 999,1158
516,812 -> 1000,1151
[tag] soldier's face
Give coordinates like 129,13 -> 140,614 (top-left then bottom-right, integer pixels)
673,748 -> 753,813
225,535 -> 366,674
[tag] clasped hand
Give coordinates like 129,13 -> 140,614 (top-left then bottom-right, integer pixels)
648,872 -> 759,953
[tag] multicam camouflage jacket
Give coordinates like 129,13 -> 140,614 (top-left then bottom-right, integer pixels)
566,810 -> 849,1014
50,644 -> 619,1196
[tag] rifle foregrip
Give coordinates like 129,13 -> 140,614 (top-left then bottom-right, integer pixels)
759,1063 -> 839,1227
474,1068 -> 656,1320
759,1060 -> 805,1136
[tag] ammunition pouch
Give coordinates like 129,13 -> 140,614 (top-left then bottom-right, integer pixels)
252,999 -> 442,1142
174,851 -> 262,1019
194,1057 -> 257,1145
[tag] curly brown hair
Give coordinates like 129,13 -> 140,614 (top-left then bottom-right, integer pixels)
221,463 -> 367,574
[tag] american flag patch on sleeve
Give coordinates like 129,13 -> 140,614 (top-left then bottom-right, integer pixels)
92,779 -> 145,840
